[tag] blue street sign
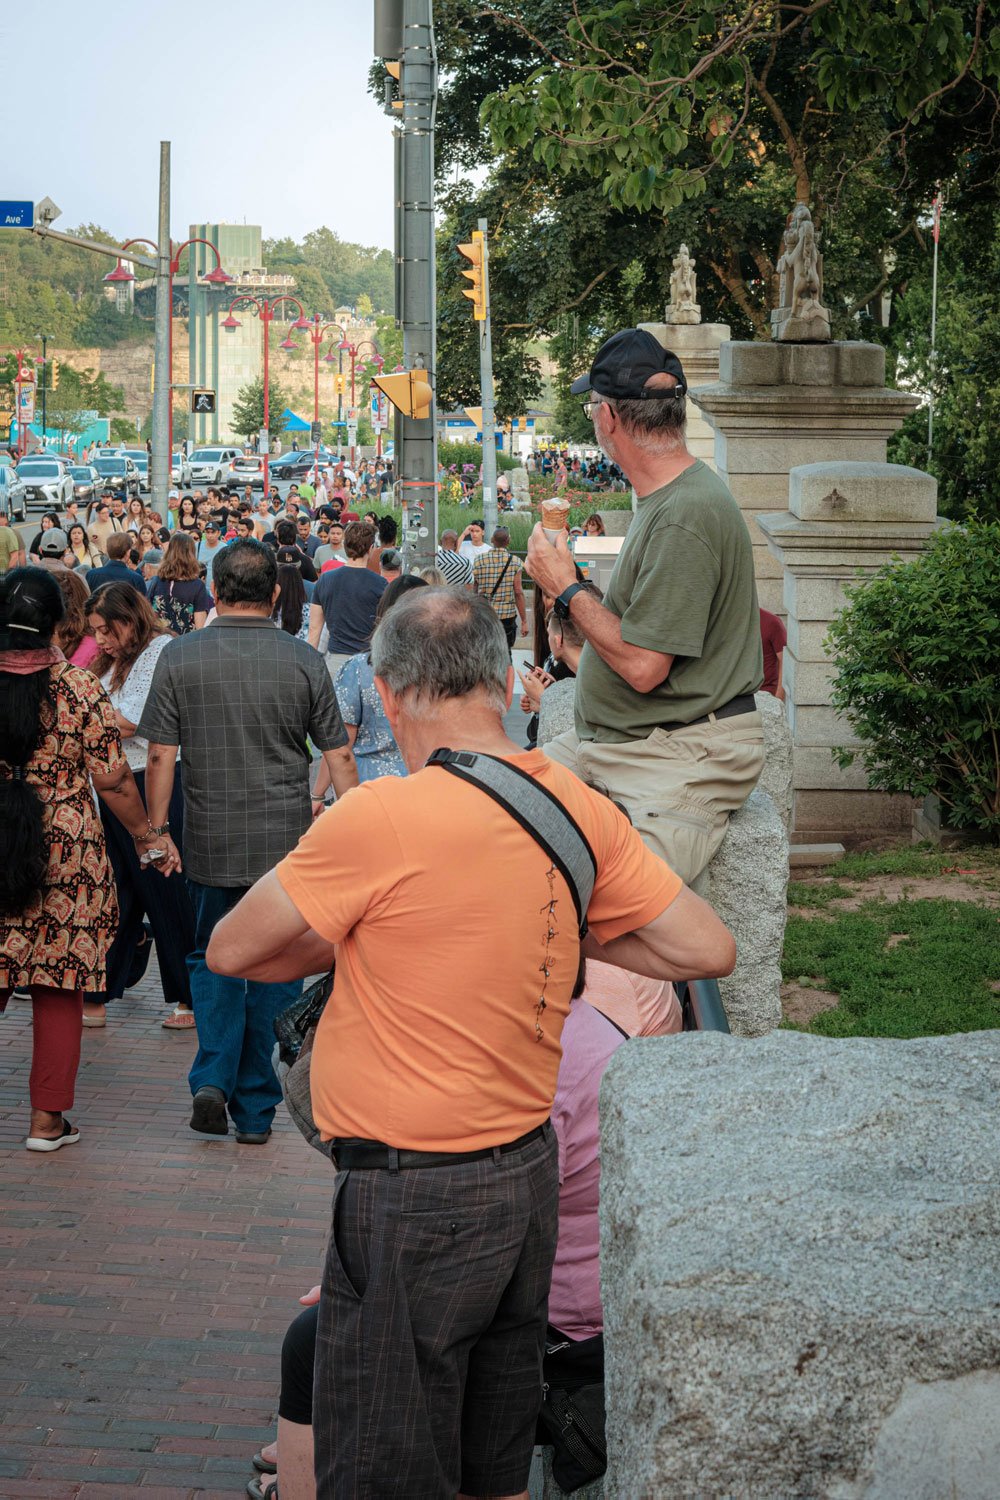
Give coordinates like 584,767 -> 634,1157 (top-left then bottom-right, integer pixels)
0,200 -> 33,228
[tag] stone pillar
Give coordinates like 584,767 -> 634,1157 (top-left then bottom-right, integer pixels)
758,460 -> 942,844
638,320 -> 730,471
696,342 -> 919,613
600,1030 -> 1000,1498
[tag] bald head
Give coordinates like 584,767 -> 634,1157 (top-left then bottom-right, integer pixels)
371,587 -> 509,715
439,530 -> 459,551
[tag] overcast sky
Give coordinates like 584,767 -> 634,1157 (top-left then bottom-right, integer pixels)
6,0 -> 395,250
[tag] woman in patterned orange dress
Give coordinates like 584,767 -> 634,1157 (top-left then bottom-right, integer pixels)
1,568 -> 178,1151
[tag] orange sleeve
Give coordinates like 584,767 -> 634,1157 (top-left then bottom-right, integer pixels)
582,798 -> 682,943
275,785 -> 402,944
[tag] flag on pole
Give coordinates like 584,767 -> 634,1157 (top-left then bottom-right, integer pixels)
932,194 -> 941,245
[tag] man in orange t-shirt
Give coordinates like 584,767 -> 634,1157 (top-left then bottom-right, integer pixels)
207,589 -> 735,1500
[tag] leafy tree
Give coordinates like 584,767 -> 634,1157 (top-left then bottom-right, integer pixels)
356,293 -> 374,318
44,366 -> 127,444
231,376 -> 289,441
111,417 -> 139,443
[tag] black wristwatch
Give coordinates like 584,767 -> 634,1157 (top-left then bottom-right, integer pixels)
553,582 -> 586,620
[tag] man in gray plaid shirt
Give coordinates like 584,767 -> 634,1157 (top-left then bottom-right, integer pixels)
138,539 -> 357,1144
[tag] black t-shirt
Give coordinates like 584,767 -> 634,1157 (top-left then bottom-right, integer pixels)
313,565 -> 387,654
148,576 -> 214,635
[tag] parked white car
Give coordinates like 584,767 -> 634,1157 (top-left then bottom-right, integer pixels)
181,446 -> 242,486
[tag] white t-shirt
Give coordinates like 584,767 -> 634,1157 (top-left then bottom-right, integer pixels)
459,540 -> 492,561
101,634 -> 178,772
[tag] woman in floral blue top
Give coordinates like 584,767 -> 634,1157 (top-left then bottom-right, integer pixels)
324,575 -> 429,787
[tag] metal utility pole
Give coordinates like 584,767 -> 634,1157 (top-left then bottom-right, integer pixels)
477,218 -> 497,537
928,190 -> 941,460
151,142 -> 171,516
375,0 -> 438,573
39,334 -> 48,439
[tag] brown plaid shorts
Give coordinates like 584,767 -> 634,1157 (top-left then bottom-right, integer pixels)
312,1124 -> 559,1499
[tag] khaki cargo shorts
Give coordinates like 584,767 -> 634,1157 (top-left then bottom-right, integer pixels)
545,712 -> 765,884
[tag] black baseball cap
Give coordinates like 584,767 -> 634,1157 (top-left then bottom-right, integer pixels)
203,520 -> 219,533
570,329 -> 687,400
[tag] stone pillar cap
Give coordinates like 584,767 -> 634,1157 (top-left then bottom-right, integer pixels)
790,461 -> 938,523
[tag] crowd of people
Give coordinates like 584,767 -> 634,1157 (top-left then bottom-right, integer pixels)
2,327 -> 782,1500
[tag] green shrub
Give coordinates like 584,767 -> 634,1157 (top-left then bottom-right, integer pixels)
827,521 -> 1000,840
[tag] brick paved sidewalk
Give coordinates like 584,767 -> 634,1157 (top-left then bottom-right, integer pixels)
0,957 -> 332,1499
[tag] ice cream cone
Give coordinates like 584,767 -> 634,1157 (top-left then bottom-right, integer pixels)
540,498 -> 571,542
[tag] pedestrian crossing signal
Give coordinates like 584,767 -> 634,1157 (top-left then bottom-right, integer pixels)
191,389 -> 216,414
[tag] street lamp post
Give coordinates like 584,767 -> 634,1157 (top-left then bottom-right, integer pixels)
304,316 -> 344,480
337,339 -> 383,463
107,233 -> 231,508
222,294 -> 309,494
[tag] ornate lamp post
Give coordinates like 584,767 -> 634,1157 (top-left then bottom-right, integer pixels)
222,294 -> 309,493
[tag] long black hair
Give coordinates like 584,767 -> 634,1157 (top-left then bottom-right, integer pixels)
0,568 -> 65,916
272,562 -> 306,636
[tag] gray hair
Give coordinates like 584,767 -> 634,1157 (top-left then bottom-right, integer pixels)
370,588 -> 509,716
601,372 -> 686,453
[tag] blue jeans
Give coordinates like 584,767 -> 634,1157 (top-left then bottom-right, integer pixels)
185,880 -> 301,1134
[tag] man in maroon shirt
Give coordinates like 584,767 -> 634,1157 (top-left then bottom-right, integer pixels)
759,608 -> 787,699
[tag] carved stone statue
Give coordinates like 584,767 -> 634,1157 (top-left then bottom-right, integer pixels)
771,202 -> 831,342
665,243 -> 701,325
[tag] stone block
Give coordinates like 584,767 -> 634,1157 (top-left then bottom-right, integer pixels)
793,788 -> 915,834
786,701 -> 859,748
789,842 -> 846,867
784,342 -> 838,387
786,616 -> 834,662
536,678 -> 577,748
701,788 -> 787,1038
719,434 -> 889,475
836,339 -> 886,388
783,572 -> 854,622
784,653 -> 836,706
755,691 -> 793,829
722,472 -> 793,507
719,340 -> 785,386
751,539 -> 783,578
756,576 -> 784,615
599,1030 -> 1000,1499
789,462 -> 938,524
793,744 -> 871,792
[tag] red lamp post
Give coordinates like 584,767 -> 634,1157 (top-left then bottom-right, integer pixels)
336,340 -> 383,463
106,237 -> 232,468
222,294 -> 308,494
301,316 -> 346,478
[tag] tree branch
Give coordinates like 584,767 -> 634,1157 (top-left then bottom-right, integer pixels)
502,266 -> 614,332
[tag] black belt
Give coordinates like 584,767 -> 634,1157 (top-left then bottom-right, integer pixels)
660,692 -> 758,734
331,1122 -> 548,1171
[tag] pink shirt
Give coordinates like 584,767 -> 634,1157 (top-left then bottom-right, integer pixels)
69,635 -> 100,672
547,966 -> 681,1341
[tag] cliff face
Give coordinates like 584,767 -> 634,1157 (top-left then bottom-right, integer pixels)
48,317 -> 379,437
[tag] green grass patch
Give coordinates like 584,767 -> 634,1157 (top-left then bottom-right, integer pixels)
786,880 -> 856,907
827,842 -> 1000,881
782,897 -> 1000,1038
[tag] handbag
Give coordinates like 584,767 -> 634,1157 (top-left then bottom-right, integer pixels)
538,1331 -> 607,1491
272,967 -> 335,1159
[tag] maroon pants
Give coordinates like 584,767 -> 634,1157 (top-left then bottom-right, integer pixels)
0,986 -> 83,1112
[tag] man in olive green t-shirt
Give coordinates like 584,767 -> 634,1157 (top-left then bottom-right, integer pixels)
0,509 -> 25,574
526,328 -> 765,883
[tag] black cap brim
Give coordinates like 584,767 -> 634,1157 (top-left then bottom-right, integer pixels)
569,370 -> 592,396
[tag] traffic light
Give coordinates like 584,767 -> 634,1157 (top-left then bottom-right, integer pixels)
463,407 -> 483,429
458,231 -> 486,321
386,58 -> 403,112
372,368 -> 433,420
334,374 -> 346,397
50,359 -> 59,391
191,388 -> 216,414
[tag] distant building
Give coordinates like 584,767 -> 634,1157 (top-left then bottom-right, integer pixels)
138,224 -> 297,444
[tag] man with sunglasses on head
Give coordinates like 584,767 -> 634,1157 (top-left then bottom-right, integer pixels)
526,328 -> 765,885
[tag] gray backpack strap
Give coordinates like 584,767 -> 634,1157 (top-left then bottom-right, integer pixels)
427,749 -> 596,936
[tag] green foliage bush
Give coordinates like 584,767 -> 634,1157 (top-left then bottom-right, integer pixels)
827,522 -> 1000,840
437,440 -> 518,472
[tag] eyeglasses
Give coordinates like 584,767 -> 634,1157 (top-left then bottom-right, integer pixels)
581,400 -> 605,421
